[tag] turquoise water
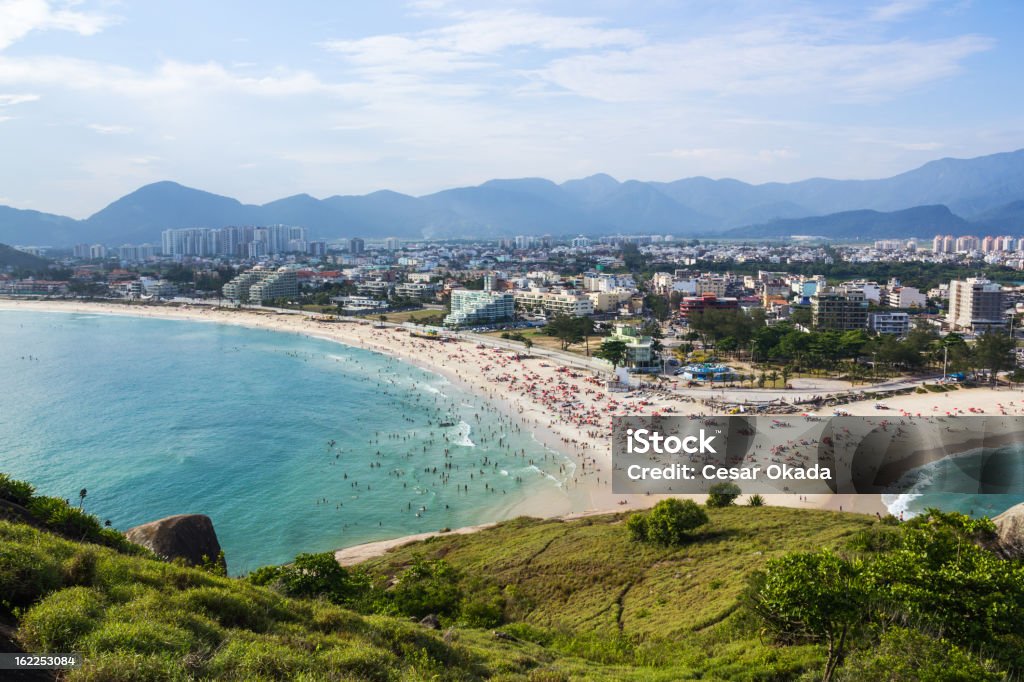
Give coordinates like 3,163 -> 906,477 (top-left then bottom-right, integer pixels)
883,444 -> 1024,519
0,310 -> 573,574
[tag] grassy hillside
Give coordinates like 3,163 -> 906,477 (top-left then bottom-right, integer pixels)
358,509 -> 873,679
1,519 -> 602,681
3,470 -> 1021,681
1,507 -> 864,681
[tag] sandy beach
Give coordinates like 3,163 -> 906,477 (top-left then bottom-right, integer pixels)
6,298 -> 1024,560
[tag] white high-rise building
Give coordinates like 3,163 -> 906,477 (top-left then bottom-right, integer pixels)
947,278 -> 1006,332
444,290 -> 515,327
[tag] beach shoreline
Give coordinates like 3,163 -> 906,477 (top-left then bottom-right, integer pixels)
11,298 -> 1022,562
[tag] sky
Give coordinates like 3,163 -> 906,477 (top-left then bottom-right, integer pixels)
0,0 -> 1022,218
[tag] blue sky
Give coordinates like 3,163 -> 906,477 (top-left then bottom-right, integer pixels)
0,0 -> 1022,217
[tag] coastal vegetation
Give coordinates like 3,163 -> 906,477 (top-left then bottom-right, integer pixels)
3,472 -> 1023,680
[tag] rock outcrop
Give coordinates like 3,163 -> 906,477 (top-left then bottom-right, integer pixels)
993,503 -> 1024,559
125,514 -> 225,571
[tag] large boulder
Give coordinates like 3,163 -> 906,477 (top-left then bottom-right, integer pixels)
126,514 -> 225,570
993,503 -> 1024,559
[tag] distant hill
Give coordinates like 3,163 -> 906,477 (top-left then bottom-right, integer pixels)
726,205 -> 970,240
86,181 -> 260,244
0,242 -> 49,270
971,199 -> 1024,231
2,148 -> 1024,244
0,206 -> 80,246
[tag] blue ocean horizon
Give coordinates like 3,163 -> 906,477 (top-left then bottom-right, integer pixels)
0,310 -> 573,574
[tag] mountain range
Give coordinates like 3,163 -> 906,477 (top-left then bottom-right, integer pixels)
4,149 -> 1024,246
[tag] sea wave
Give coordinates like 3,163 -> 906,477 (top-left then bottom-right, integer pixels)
455,420 -> 475,447
881,493 -> 923,519
526,464 -> 564,487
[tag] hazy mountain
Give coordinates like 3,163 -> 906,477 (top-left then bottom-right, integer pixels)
971,200 -> 1024,231
581,180 -> 710,232
559,173 -> 622,203
0,243 -> 50,270
0,206 -> 80,246
322,191 -> 450,238
727,205 -> 969,240
84,181 -> 259,243
2,148 -> 1024,245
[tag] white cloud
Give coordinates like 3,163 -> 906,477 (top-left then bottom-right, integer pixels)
538,31 -> 993,102
322,9 -> 642,80
895,141 -> 945,151
0,0 -> 112,51
870,0 -> 936,22
0,92 -> 37,105
87,123 -> 132,134
0,56 -> 337,98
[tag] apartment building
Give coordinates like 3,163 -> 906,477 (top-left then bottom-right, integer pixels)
811,286 -> 868,330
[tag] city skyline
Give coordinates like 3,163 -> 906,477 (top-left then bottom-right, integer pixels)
0,0 -> 1022,217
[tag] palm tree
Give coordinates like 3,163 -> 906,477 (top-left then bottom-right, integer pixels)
768,370 -> 779,388
781,365 -> 792,388
523,337 -> 534,351
78,488 -> 87,509
377,314 -> 388,328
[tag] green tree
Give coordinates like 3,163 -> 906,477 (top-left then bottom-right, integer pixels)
596,338 -> 629,371
643,294 -> 671,321
543,315 -> 586,351
249,552 -> 369,605
747,494 -> 766,507
628,499 -> 708,546
747,551 -> 864,682
974,331 -> 1015,385
706,482 -> 741,508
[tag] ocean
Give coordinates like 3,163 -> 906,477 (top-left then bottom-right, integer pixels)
883,443 -> 1024,520
0,310 -> 574,574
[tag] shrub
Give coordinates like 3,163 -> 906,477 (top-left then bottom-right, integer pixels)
0,542 -> 64,610
747,494 -> 766,507
626,513 -> 649,542
266,552 -> 371,606
0,473 -> 35,506
836,627 -> 1004,681
389,559 -> 462,619
206,637 -> 311,679
707,482 -> 742,508
845,526 -> 902,554
82,619 -> 194,656
20,586 -> 105,651
175,586 -> 280,632
632,499 -> 709,547
458,579 -> 505,628
62,547 -> 99,586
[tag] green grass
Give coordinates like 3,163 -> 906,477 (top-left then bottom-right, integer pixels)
480,329 -> 604,357
357,507 -> 875,678
379,308 -> 447,324
8,488 -> 1008,681
1,504 -> 873,681
2,519 -> 587,681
